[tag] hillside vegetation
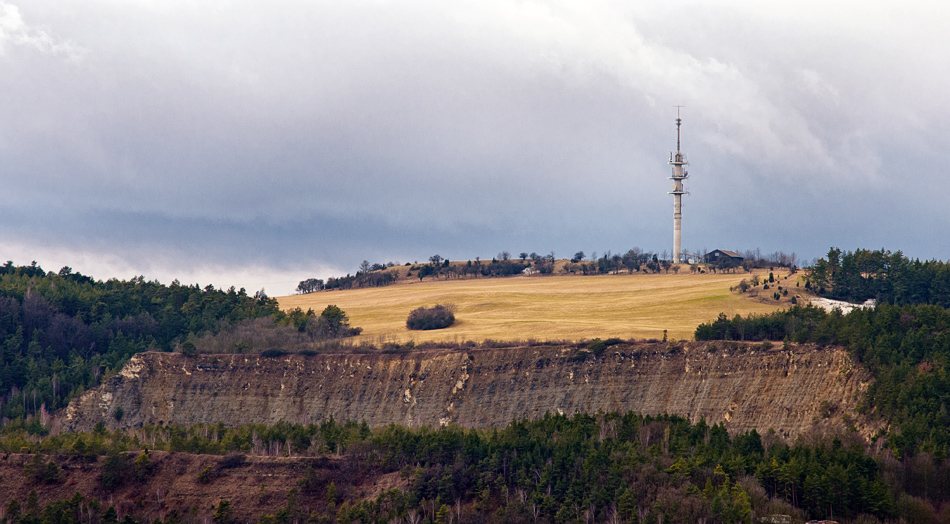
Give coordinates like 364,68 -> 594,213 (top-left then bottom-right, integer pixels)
0,414 -> 901,524
696,247 -> 950,461
279,268 -> 795,343
0,262 -> 359,426
807,247 -> 950,307
9,248 -> 950,522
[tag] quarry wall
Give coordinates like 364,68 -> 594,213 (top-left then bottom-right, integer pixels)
62,342 -> 868,438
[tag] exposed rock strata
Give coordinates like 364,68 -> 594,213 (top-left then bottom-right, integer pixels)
62,343 -> 868,437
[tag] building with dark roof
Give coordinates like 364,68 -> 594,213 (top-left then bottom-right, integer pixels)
704,249 -> 744,265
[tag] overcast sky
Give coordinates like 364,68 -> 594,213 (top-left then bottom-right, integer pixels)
1,1 -> 949,295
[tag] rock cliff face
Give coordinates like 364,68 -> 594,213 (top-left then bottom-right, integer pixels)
62,342 -> 868,437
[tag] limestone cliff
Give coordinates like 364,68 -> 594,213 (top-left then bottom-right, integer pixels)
62,342 -> 869,437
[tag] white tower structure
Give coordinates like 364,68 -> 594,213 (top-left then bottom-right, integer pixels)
668,108 -> 689,263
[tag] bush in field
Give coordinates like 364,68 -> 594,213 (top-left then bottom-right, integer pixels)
406,305 -> 455,330
313,305 -> 362,338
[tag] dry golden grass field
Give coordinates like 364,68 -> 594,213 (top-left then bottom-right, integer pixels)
278,267 -> 799,344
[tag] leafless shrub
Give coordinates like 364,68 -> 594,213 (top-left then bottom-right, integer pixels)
189,317 -> 310,354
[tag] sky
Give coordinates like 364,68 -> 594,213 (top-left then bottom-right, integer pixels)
1,1 -> 949,296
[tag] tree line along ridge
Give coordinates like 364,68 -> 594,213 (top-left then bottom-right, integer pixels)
295,249 -> 801,294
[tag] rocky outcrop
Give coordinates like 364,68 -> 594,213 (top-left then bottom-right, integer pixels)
62,342 -> 869,437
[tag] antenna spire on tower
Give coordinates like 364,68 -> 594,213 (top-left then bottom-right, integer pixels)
674,104 -> 684,152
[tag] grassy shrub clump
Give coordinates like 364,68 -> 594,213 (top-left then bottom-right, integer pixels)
406,304 -> 455,330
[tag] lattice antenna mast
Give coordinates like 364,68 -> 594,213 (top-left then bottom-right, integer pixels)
668,106 -> 689,263
676,107 -> 682,152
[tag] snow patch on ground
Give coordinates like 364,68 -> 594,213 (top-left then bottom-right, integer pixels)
809,297 -> 876,314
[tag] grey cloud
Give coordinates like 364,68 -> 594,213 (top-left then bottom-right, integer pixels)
0,2 -> 83,58
1,1 -> 949,294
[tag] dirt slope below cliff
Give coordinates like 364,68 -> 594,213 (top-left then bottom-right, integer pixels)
62,342 -> 868,438
0,451 -> 370,523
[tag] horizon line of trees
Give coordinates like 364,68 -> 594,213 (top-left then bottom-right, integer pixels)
806,247 -> 950,307
296,248 -> 801,294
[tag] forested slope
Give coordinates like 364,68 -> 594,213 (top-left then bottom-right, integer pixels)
0,262 -> 280,423
696,247 -> 950,458
807,247 -> 950,306
0,414 -> 903,524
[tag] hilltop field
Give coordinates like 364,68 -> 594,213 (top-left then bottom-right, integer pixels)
278,265 -> 800,343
